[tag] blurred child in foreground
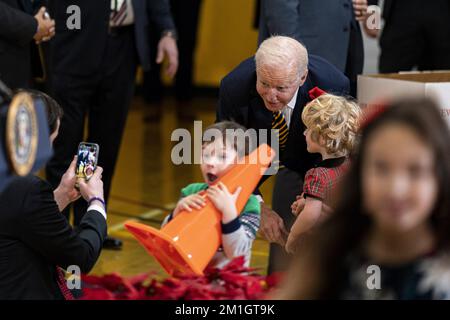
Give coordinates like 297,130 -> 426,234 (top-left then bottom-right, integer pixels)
279,97 -> 450,299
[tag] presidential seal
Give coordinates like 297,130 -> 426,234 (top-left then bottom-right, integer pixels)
5,92 -> 38,176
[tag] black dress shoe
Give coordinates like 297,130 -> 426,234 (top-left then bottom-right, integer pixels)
103,236 -> 123,250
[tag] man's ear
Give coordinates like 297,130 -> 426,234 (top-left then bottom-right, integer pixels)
299,69 -> 308,86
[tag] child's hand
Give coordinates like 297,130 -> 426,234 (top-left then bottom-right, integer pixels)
291,194 -> 305,216
207,182 -> 242,223
173,193 -> 206,217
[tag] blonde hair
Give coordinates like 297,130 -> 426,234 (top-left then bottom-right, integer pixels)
255,36 -> 308,77
302,94 -> 361,156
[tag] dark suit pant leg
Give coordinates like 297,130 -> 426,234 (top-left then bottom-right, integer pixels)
379,1 -> 424,73
46,73 -> 97,221
268,167 -> 303,274
84,27 -> 138,223
143,0 -> 203,102
171,0 -> 202,101
345,24 -> 364,98
419,0 -> 450,71
142,30 -> 163,103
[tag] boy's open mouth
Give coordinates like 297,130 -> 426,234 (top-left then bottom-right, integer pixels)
207,173 -> 218,183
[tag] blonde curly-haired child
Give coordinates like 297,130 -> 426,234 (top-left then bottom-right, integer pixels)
286,93 -> 361,254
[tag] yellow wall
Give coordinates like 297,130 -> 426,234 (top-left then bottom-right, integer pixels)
194,0 -> 259,87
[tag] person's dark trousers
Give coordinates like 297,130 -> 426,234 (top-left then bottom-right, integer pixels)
46,26 -> 138,225
171,0 -> 202,101
345,23 -> 364,98
267,167 -> 303,275
379,0 -> 450,73
143,0 -> 202,102
142,28 -> 163,104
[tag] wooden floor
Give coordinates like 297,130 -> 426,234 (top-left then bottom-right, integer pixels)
90,95 -> 275,278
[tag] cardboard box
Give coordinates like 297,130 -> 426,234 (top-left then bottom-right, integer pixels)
358,71 -> 450,127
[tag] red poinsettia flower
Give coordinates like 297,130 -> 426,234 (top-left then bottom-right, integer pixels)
80,257 -> 282,300
264,272 -> 284,289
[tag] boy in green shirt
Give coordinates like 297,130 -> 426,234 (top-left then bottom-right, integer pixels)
162,121 -> 261,268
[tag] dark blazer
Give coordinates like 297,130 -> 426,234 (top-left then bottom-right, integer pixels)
48,0 -> 175,75
0,0 -> 38,88
217,55 -> 350,179
0,175 -> 107,299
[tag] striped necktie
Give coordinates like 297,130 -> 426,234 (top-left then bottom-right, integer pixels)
272,110 -> 289,151
111,0 -> 128,26
272,111 -> 289,170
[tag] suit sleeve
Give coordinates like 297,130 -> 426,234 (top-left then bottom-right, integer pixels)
259,0 -> 300,41
309,55 -> 350,95
147,0 -> 176,34
18,178 -> 107,273
0,2 -> 37,47
217,77 -> 240,122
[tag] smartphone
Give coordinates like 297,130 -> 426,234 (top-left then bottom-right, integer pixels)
75,142 -> 100,181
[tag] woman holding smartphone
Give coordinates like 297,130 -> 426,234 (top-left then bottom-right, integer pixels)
0,90 -> 107,300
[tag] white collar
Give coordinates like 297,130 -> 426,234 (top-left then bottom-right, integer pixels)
286,87 -> 299,110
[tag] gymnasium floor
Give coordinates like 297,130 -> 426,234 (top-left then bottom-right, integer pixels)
89,95 -> 275,278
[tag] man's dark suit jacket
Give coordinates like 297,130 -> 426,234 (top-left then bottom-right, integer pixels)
0,176 -> 107,299
217,55 -> 350,180
0,0 -> 38,88
48,0 -> 175,75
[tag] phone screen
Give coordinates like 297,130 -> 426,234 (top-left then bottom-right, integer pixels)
75,142 -> 99,180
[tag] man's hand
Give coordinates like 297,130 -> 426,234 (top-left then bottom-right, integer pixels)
156,35 -> 178,78
33,7 -> 55,44
352,0 -> 368,22
259,202 -> 289,246
363,18 -> 379,38
355,0 -> 380,38
53,156 -> 81,211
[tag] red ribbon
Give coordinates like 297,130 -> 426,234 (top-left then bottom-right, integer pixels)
308,87 -> 327,100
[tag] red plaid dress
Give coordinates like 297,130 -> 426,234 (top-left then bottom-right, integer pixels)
303,157 -> 349,206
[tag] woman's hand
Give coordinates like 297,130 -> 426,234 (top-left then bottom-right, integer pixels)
53,156 -> 81,211
78,166 -> 104,202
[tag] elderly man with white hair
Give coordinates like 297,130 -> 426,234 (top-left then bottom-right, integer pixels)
217,36 -> 349,274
